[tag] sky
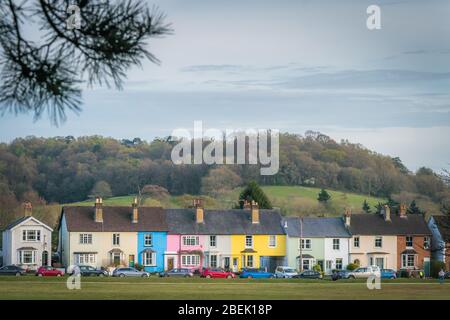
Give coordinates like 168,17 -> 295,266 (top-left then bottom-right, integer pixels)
0,0 -> 450,171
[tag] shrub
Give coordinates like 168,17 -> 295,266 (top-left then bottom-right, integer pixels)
430,260 -> 446,278
134,263 -> 144,271
346,263 -> 359,271
312,264 -> 322,273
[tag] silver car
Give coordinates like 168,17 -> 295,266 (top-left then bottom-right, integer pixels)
348,266 -> 381,279
112,267 -> 150,278
275,266 -> 298,278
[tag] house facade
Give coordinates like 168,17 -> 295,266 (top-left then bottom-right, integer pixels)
284,217 -> 350,274
2,203 -> 53,270
166,201 -> 285,272
59,198 -> 167,271
428,215 -> 450,271
346,205 -> 431,274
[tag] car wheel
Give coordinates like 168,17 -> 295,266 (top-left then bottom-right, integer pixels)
15,272 -> 21,277
57,274 -> 61,277
119,274 -> 125,278
247,275 -> 252,279
141,274 -> 148,278
98,273 -> 104,277
227,275 -> 232,279
348,275 -> 355,279
37,274 -> 43,277
390,276 -> 395,280
206,275 -> 212,279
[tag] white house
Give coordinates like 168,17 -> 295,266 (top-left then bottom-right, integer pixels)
1,203 -> 53,270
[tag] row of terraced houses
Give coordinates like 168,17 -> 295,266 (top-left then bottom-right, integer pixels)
5,197 -> 450,276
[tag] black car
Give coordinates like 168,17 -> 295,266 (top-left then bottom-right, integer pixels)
78,265 -> 108,277
293,270 -> 322,279
0,265 -> 26,276
331,270 -> 352,281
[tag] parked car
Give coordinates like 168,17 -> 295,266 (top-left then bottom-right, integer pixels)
159,268 -> 194,278
239,268 -> 274,279
112,267 -> 149,277
201,268 -> 235,279
445,272 -> 450,279
293,270 -> 322,279
331,270 -> 352,281
347,266 -> 381,279
274,266 -> 298,278
381,269 -> 397,279
0,265 -> 26,276
36,266 -> 64,277
78,265 -> 108,277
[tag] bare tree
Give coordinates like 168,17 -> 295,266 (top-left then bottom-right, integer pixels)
0,0 -> 172,124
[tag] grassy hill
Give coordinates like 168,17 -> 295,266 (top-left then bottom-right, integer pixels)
68,186 -> 385,217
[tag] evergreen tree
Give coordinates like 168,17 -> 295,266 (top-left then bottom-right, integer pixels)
407,200 -> 424,215
239,181 -> 272,209
362,200 -> 371,213
375,202 -> 384,214
317,189 -> 331,203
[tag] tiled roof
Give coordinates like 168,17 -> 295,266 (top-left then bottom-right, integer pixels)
3,216 -> 52,231
348,213 -> 431,235
62,206 -> 168,232
283,217 -> 351,238
431,215 -> 450,242
166,209 -> 285,235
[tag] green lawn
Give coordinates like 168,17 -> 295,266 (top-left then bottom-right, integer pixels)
0,277 -> 448,300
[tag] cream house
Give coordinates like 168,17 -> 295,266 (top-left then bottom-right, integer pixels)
59,198 -> 167,269
2,203 -> 53,270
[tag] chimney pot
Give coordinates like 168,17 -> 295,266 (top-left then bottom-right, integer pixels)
399,204 -> 407,218
132,197 -> 138,223
94,197 -> 103,223
251,201 -> 260,224
194,198 -> 204,224
344,208 -> 351,227
24,202 -> 32,217
383,205 -> 391,221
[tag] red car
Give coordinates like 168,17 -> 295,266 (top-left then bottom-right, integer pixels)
36,266 -> 64,277
201,268 -> 235,279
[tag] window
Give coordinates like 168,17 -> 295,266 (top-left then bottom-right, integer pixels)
375,236 -> 382,248
210,236 -> 217,247
302,259 -> 310,270
144,234 -> 152,246
333,239 -> 340,250
406,236 -> 413,247
22,230 -> 41,242
181,255 -> 200,266
247,255 -> 254,267
402,254 -> 416,268
210,255 -> 217,267
300,239 -> 311,250
182,236 -> 199,246
113,233 -> 120,246
269,235 -> 276,247
353,237 -> 360,248
143,252 -> 155,266
424,237 -> 430,249
326,260 -> 332,270
245,236 -> 253,248
75,253 -> 96,264
79,234 -> 93,244
335,258 -> 343,270
19,250 -> 36,264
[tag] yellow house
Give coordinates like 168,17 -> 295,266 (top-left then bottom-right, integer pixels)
230,203 -> 286,271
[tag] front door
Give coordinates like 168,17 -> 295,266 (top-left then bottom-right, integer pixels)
224,257 -> 230,270
129,255 -> 135,268
42,251 -> 48,266
317,260 -> 324,272
232,258 -> 238,272
375,257 -> 384,269
424,257 -> 430,277
168,258 -> 174,270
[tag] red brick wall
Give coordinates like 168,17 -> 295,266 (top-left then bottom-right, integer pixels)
446,245 -> 450,271
397,236 -> 431,270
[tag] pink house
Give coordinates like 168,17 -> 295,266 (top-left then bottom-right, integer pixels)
166,234 -> 207,271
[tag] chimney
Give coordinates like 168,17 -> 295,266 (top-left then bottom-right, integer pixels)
94,197 -> 103,223
344,208 -> 351,227
251,201 -> 260,224
24,202 -> 32,217
132,197 -> 138,223
383,205 -> 391,222
242,199 -> 251,210
399,203 -> 407,218
193,199 -> 204,224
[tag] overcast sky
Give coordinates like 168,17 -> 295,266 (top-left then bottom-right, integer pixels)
1,0 -> 449,171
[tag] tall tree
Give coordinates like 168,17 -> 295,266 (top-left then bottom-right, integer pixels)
239,181 -> 272,209
407,200 -> 424,215
317,188 -> 331,203
90,180 -> 112,199
0,0 -> 172,124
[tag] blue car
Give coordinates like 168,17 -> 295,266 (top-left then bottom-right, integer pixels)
239,268 -> 274,279
381,269 -> 397,279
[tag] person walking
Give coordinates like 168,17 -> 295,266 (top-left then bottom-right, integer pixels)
438,268 -> 445,284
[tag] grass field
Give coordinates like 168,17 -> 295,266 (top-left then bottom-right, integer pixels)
68,185 -> 385,216
0,277 -> 448,300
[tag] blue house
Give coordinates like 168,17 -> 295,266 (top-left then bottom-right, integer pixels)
137,231 -> 167,273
